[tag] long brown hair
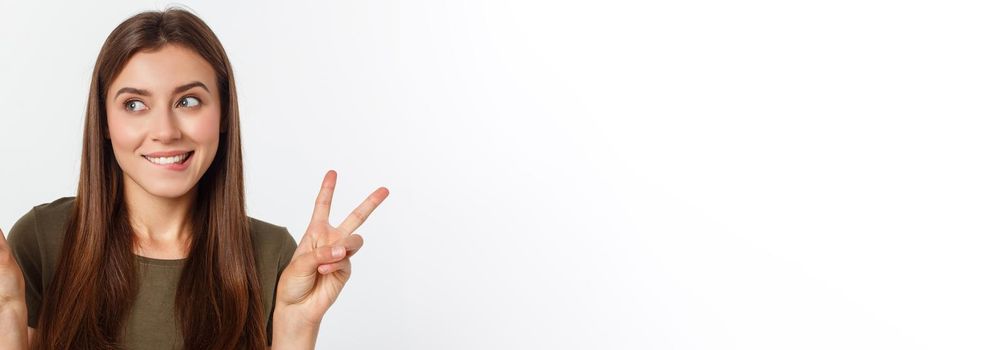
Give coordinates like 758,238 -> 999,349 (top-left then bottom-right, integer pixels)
34,8 -> 267,349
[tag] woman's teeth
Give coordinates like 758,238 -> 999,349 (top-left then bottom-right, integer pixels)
144,152 -> 192,165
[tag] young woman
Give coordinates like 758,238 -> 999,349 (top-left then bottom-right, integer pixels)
0,8 -> 389,350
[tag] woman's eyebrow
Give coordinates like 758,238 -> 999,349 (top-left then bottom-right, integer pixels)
112,81 -> 210,99
173,81 -> 210,95
113,87 -> 150,99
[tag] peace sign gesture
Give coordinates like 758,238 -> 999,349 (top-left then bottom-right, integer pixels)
274,170 -> 389,328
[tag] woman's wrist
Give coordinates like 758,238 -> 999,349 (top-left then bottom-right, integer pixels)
271,305 -> 321,350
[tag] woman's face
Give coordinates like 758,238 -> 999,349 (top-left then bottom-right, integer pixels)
106,43 -> 221,200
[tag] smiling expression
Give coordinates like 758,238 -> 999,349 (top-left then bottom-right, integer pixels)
106,43 -> 221,199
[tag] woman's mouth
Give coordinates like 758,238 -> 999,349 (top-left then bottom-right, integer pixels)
143,151 -> 194,170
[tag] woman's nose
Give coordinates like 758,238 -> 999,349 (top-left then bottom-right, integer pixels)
149,107 -> 182,142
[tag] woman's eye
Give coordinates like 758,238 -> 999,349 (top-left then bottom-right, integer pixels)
124,100 -> 148,112
178,96 -> 201,108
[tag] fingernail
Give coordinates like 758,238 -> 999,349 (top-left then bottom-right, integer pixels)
332,247 -> 345,258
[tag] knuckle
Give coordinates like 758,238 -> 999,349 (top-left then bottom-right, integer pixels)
307,227 -> 325,238
332,227 -> 347,236
350,210 -> 367,223
313,246 -> 328,260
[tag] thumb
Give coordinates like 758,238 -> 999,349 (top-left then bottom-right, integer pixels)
286,244 -> 347,278
1,226 -> 20,269
0,227 -> 10,252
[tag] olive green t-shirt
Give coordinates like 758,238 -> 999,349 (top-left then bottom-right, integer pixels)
6,196 -> 298,349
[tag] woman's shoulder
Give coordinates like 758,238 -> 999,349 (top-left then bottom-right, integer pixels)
6,196 -> 76,262
26,196 -> 76,220
9,196 -> 75,237
247,216 -> 297,261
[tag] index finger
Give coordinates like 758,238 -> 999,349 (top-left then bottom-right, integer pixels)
310,170 -> 338,224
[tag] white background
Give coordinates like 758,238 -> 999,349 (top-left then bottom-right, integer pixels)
2,1 -> 1003,349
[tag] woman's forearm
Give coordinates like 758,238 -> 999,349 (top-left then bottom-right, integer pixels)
271,306 -> 320,350
0,303 -> 28,350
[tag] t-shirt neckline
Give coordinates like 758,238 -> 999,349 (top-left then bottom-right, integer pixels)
133,254 -> 187,267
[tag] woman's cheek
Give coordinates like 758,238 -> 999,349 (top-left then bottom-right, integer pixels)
106,113 -> 145,154
189,109 -> 221,162
193,115 -> 219,140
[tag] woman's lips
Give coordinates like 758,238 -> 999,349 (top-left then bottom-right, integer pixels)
143,151 -> 194,171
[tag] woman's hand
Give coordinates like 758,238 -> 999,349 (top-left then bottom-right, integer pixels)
274,170 -> 389,329
0,227 -> 29,350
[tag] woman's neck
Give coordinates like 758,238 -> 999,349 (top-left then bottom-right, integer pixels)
122,176 -> 197,259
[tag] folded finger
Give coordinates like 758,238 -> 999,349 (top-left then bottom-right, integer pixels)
318,259 -> 351,274
288,243 -> 347,277
342,234 -> 364,257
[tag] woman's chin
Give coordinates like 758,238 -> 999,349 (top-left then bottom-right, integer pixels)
127,177 -> 196,200
146,182 -> 198,199
149,188 -> 195,200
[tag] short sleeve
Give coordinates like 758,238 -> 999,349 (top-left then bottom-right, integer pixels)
6,208 -> 44,328
266,227 -> 297,346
